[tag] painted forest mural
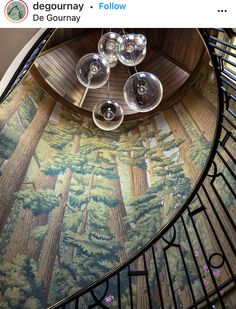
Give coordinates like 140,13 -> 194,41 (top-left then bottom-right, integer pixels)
1,64 -> 234,309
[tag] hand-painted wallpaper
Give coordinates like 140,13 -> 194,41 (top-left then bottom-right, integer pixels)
0,66 -> 227,308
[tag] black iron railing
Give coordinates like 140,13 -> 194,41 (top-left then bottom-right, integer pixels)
0,28 -> 55,103
45,29 -> 236,309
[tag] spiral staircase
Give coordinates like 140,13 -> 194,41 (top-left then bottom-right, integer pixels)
0,28 -> 235,309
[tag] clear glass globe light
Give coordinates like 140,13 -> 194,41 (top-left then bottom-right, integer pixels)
76,53 -> 110,89
124,72 -> 163,112
109,58 -> 118,68
93,99 -> 124,131
98,32 -> 121,66
117,34 -> 147,66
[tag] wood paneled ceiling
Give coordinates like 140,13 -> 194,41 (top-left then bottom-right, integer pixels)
33,29 -> 207,120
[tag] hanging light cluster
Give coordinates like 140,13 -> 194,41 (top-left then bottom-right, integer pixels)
76,30 -> 163,131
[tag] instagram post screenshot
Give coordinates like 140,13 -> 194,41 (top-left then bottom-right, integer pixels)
0,0 -> 235,308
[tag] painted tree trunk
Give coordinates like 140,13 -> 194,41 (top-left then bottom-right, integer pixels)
128,161 -> 135,196
0,82 -> 31,132
3,147 -> 58,263
78,207 -> 89,236
67,132 -> 85,260
181,89 -> 216,142
125,133 -> 135,196
108,160 -> 129,262
164,108 -> 202,304
0,157 -> 4,169
182,286 -> 193,308
164,108 -> 200,185
132,165 -> 149,197
162,263 -> 171,307
152,116 -> 169,219
151,117 -> 171,306
143,124 -> 156,184
37,135 -> 80,297
131,127 -> 149,197
176,97 -> 234,169
3,211 -> 47,262
67,241 -> 75,261
0,95 -> 56,234
151,117 -> 162,157
67,163 -> 96,259
130,128 -> 149,309
78,168 -> 95,236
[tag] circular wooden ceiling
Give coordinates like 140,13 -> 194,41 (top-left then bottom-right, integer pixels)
32,28 -> 207,120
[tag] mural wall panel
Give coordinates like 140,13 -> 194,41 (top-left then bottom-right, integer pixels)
0,66 -> 224,308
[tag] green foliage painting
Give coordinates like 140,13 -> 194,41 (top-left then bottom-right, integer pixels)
0,72 -> 221,308
0,256 -> 44,309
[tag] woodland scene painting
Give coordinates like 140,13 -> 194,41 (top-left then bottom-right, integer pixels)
0,65 -> 234,309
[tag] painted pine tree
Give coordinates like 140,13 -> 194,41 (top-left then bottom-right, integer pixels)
63,130 -> 127,259
0,84 -> 44,170
117,124 -> 152,309
49,202 -> 118,307
164,103 -> 235,305
0,78 -> 36,132
0,255 -> 45,308
45,129 -> 122,305
123,124 -> 192,308
0,92 -> 56,234
0,116 -> 73,262
36,113 -> 87,297
117,127 -> 150,196
125,128 -> 190,249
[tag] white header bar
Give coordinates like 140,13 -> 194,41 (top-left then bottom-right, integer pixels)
0,0 -> 235,28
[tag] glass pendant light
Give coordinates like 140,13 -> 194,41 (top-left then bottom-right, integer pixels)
76,53 -> 110,89
93,99 -> 124,131
123,72 -> 163,112
98,32 -> 121,67
117,34 -> 147,66
109,58 -> 118,68
75,30 -> 164,130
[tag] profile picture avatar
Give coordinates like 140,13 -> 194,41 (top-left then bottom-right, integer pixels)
5,0 -> 28,23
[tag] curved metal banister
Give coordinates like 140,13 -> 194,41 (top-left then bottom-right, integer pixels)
0,28 -> 55,103
46,28 -> 236,309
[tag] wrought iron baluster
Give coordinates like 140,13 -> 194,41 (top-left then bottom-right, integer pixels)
151,244 -> 164,309
208,42 -> 236,58
188,205 -> 226,308
220,75 -> 236,91
219,172 -> 236,199
74,298 -> 79,309
201,183 -> 236,256
163,249 -> 178,308
222,114 -> 236,129
117,272 -> 121,309
209,180 -> 236,231
197,194 -> 236,285
181,214 -> 212,308
128,265 -> 134,309
216,150 -> 236,179
218,141 -> 236,164
143,253 -> 153,309
178,245 -> 197,307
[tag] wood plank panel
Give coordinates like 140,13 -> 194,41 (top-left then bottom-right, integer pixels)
147,29 -> 204,72
36,30 -> 195,116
